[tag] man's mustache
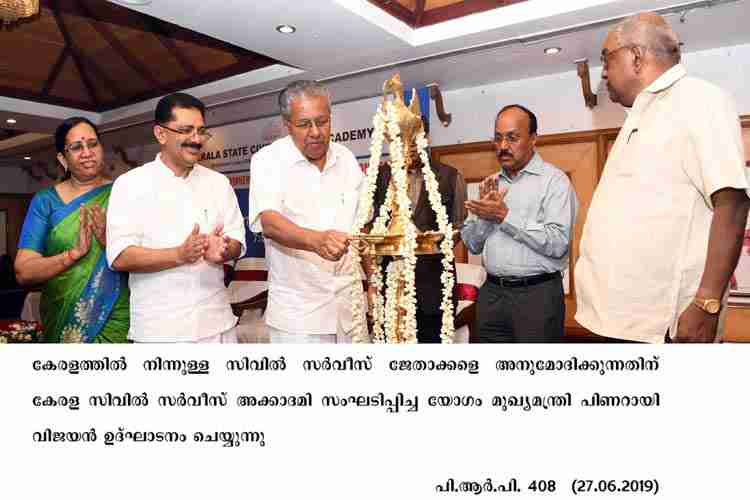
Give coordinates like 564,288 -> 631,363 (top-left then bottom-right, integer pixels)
182,142 -> 203,150
497,150 -> 513,159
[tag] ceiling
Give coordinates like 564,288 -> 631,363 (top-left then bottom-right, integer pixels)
0,0 -> 278,112
366,0 -> 530,28
1,0 -> 749,162
0,128 -> 26,141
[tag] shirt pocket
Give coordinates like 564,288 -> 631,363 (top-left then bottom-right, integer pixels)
144,196 -> 191,248
335,190 -> 359,231
196,202 -> 222,234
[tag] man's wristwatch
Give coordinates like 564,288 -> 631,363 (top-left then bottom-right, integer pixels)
692,297 -> 721,314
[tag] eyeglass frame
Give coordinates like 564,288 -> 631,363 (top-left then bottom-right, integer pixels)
600,44 -> 641,68
288,115 -> 331,131
492,132 -> 525,145
156,122 -> 213,141
64,138 -> 100,154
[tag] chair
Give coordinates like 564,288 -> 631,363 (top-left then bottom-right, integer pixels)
453,263 -> 487,343
21,291 -> 41,322
225,257 -> 269,343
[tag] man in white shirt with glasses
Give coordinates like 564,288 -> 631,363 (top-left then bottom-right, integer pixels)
575,13 -> 750,343
249,80 -> 367,343
107,93 -> 246,343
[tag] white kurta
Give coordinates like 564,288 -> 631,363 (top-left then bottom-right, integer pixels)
575,65 -> 749,343
107,154 -> 246,342
248,136 -> 365,335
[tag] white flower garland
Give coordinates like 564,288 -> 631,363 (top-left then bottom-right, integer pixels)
382,102 -> 419,343
372,183 -> 394,234
349,105 -> 388,343
348,258 -> 368,344
416,131 -> 456,343
353,106 -> 387,231
370,255 -> 386,343
349,99 -> 454,343
383,259 -> 401,343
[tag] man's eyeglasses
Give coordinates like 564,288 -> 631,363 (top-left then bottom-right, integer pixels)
291,116 -> 330,131
600,45 -> 636,68
158,123 -> 213,141
493,133 -> 522,145
65,138 -> 100,154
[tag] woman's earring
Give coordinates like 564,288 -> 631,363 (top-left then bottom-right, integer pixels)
57,159 -> 67,179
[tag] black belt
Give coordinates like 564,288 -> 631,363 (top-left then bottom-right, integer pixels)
487,272 -> 560,288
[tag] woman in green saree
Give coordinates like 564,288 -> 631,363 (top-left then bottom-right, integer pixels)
15,117 -> 129,343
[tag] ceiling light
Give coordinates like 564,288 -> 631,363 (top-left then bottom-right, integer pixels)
6,118 -> 16,124
544,47 -> 562,55
113,0 -> 152,5
276,24 -> 296,34
24,156 -> 31,160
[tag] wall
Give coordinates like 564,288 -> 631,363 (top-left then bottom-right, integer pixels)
0,167 -> 32,194
430,42 -> 750,145
0,194 -> 32,260
0,170 -> 33,264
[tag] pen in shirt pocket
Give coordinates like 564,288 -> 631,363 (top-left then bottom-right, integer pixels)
627,128 -> 638,144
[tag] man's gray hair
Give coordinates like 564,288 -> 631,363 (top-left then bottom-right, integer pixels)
278,80 -> 331,121
613,13 -> 681,65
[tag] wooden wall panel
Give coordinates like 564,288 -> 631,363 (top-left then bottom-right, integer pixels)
536,139 -> 598,293
432,142 -> 496,266
535,139 -> 599,335
0,194 -> 33,261
436,144 -> 496,183
729,117 -> 750,341
724,307 -> 750,342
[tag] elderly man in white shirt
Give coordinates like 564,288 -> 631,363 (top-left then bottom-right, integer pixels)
575,13 -> 750,343
248,80 -> 366,343
107,93 -> 246,343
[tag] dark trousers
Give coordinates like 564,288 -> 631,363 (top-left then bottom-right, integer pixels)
474,274 -> 565,343
416,310 -> 443,344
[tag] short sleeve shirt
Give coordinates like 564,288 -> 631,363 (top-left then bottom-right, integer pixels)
575,65 -> 749,343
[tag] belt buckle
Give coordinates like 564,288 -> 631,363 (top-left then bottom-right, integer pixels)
501,277 -> 523,287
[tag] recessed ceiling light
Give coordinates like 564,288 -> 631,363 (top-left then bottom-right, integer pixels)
24,156 -> 31,160
544,47 -> 562,55
6,118 -> 16,124
276,24 -> 296,34
114,0 -> 152,5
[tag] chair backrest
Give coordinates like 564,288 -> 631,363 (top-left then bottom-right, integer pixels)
226,257 -> 269,303
21,291 -> 41,322
0,254 -> 17,289
0,289 -> 27,319
455,263 -> 486,304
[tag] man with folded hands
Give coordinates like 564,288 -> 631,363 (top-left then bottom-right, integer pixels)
461,104 -> 578,343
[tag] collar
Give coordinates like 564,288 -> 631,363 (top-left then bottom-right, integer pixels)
407,157 -> 437,175
500,151 -> 543,180
284,135 -> 338,172
154,153 -> 201,180
644,63 -> 686,94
